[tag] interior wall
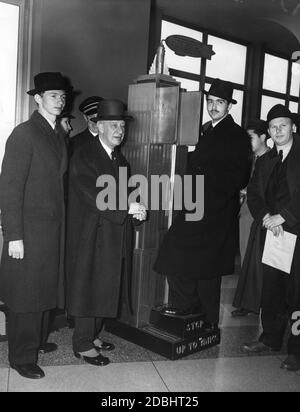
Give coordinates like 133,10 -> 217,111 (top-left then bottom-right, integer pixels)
29,0 -> 151,134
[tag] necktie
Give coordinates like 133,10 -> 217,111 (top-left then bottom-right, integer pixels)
54,122 -> 59,136
111,149 -> 120,176
278,150 -> 283,162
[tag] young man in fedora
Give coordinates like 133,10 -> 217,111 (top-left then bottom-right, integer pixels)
232,119 -> 271,318
243,104 -> 300,372
154,78 -> 251,333
0,72 -> 71,379
69,95 -> 103,156
66,99 -> 146,366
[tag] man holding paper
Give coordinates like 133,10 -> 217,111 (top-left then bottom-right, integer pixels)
243,104 -> 300,372
66,99 -> 146,366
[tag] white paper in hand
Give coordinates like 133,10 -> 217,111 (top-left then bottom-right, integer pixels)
262,230 -> 297,274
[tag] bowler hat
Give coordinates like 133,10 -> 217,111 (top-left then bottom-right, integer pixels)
91,99 -> 133,122
267,104 -> 296,123
204,78 -> 237,104
27,72 -> 70,96
79,96 -> 104,116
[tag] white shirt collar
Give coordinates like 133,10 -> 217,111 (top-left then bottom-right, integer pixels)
90,130 -> 98,137
99,137 -> 113,159
211,114 -> 228,128
40,113 -> 56,130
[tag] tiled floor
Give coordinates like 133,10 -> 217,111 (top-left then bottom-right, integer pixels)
0,275 -> 299,392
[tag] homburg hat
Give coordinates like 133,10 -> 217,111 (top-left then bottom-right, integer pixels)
204,78 -> 237,104
91,99 -> 133,122
27,72 -> 71,96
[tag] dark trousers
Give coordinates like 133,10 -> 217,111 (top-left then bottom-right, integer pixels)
73,317 -> 104,353
259,264 -> 300,356
8,310 -> 51,365
167,274 -> 222,324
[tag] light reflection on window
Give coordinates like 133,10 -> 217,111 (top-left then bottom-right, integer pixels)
289,101 -> 299,114
206,35 -> 247,85
174,77 -> 199,92
263,54 -> 288,94
291,62 -> 300,97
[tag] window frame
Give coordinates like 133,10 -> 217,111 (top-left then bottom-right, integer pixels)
259,48 -> 300,117
161,16 -> 250,126
0,0 -> 33,125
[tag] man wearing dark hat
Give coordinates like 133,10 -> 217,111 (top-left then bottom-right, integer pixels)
0,72 -> 70,379
243,104 -> 300,372
66,99 -> 146,366
154,79 -> 251,333
232,119 -> 271,317
69,96 -> 103,156
59,112 -> 74,138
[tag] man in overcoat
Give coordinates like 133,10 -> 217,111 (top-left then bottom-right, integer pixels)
154,79 -> 251,332
243,105 -> 300,372
69,95 -> 103,156
66,99 -> 146,366
0,72 -> 70,379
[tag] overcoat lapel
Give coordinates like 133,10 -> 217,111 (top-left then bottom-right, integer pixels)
31,111 -> 63,160
286,136 -> 300,193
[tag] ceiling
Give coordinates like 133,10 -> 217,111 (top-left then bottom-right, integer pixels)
154,0 -> 300,56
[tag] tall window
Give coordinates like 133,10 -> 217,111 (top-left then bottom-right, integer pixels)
0,1 -> 20,163
261,52 -> 300,119
0,0 -> 31,166
160,19 -> 248,126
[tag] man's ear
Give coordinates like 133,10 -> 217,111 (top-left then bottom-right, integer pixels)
34,94 -> 41,105
228,103 -> 232,112
97,122 -> 104,134
292,123 -> 297,133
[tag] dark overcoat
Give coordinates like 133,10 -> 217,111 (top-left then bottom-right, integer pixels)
66,139 -> 134,318
246,135 -> 300,308
154,115 -> 252,280
69,128 -> 96,157
0,111 -> 67,312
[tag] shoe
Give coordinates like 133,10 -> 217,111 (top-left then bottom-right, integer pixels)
10,363 -> 45,379
161,305 -> 201,317
242,341 -> 280,353
74,352 -> 110,366
39,342 -> 58,354
93,339 -> 115,351
281,355 -> 300,372
202,322 -> 219,332
161,306 -> 190,316
231,308 -> 255,317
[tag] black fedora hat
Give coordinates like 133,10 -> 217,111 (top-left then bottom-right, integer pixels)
91,99 -> 133,122
204,78 -> 237,104
27,72 -> 71,96
267,104 -> 296,124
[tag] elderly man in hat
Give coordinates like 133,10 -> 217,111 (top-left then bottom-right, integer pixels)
232,119 -> 271,318
0,72 -> 70,379
66,99 -> 146,366
154,79 -> 251,334
69,96 -> 103,156
243,104 -> 300,372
